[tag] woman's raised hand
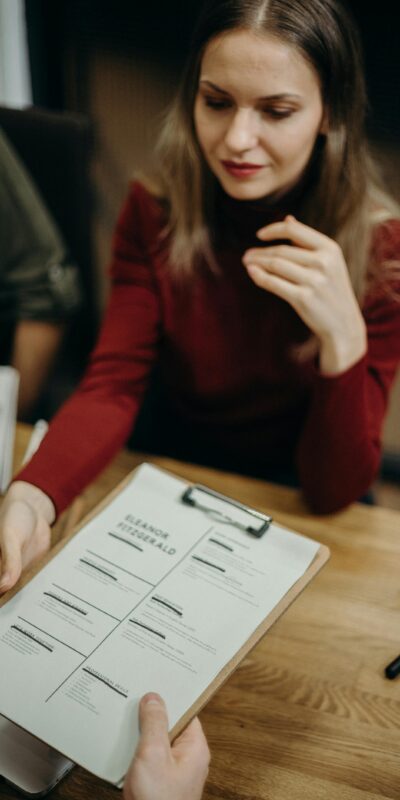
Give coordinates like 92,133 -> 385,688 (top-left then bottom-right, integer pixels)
242,215 -> 367,374
0,482 -> 55,595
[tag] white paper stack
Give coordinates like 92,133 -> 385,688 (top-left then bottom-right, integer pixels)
0,366 -> 19,493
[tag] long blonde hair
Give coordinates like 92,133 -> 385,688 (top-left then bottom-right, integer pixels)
144,0 -> 399,299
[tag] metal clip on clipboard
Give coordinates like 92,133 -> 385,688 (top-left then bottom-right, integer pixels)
181,484 -> 272,537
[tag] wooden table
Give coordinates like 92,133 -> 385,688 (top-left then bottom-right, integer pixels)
2,424 -> 400,799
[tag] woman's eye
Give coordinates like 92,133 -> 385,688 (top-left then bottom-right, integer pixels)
263,108 -> 294,120
203,96 -> 231,111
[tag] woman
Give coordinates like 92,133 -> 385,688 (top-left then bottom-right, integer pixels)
1,0 -> 400,595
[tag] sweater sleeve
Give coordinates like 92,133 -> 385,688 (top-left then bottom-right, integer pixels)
296,220 -> 400,513
0,128 -> 81,321
15,183 -> 162,514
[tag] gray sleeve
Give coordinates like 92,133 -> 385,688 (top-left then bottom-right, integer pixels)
0,127 -> 82,322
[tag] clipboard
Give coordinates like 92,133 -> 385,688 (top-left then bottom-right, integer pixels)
167,475 -> 329,746
0,462 -> 330,787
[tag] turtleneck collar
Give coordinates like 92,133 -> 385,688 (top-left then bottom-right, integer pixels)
212,146 -> 322,248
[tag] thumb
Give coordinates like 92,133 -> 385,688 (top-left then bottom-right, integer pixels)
0,499 -> 36,594
0,533 -> 23,593
138,693 -> 170,752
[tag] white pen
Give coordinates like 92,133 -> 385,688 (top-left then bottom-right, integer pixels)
22,419 -> 49,465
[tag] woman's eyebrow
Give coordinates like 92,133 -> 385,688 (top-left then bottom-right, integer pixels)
199,80 -> 231,95
198,80 -> 301,101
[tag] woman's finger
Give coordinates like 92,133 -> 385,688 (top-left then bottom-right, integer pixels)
246,263 -> 305,307
244,244 -> 319,269
244,255 -> 316,285
0,532 -> 23,593
256,215 -> 333,250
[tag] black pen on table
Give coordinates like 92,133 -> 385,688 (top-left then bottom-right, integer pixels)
385,654 -> 400,680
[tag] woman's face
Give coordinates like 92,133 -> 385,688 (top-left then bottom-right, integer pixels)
194,29 -> 325,201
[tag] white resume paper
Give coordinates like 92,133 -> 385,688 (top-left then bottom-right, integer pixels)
0,465 -> 321,784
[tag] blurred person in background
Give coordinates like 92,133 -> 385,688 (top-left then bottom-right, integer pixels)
0,126 -> 81,419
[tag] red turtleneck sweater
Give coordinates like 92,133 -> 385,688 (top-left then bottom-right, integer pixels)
17,182 -> 400,513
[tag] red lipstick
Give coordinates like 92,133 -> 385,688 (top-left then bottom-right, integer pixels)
221,160 -> 264,178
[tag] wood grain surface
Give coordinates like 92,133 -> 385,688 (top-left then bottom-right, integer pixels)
1,424 -> 399,800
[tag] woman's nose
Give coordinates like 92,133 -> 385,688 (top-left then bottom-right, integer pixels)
224,108 -> 259,152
